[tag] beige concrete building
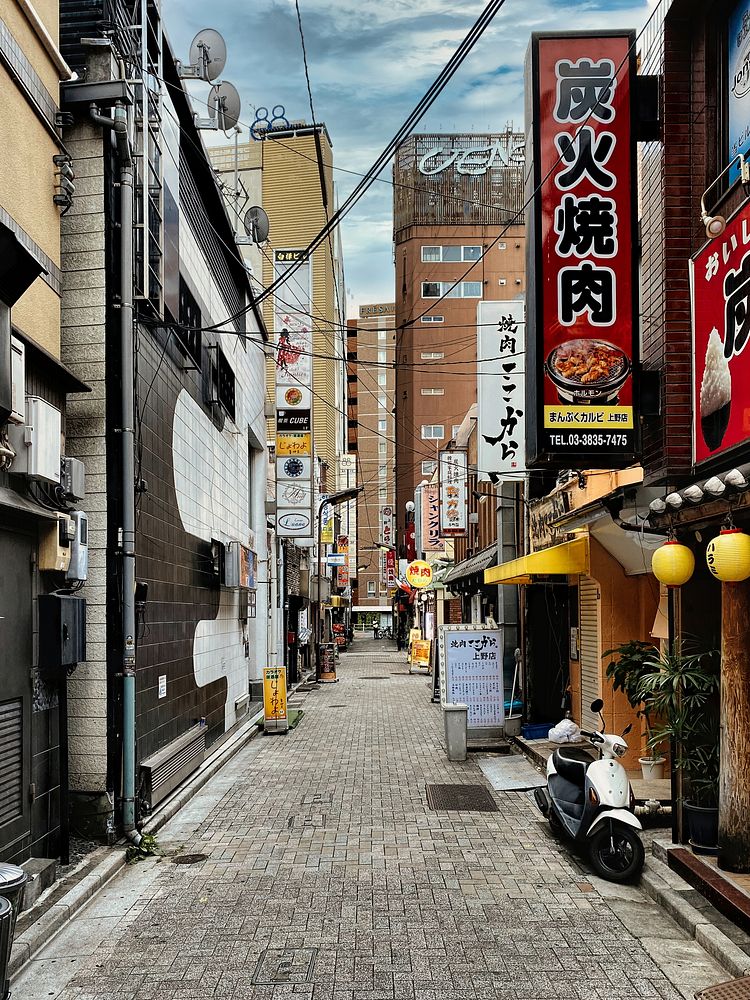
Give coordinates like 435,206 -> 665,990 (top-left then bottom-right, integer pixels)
349,304 -> 396,626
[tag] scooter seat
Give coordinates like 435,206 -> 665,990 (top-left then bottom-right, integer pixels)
552,746 -> 595,785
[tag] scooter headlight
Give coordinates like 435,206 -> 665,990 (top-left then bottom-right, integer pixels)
613,742 -> 627,758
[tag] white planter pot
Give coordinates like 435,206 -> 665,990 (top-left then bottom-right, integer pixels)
639,756 -> 666,781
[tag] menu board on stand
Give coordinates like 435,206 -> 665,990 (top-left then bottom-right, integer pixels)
437,625 -> 504,737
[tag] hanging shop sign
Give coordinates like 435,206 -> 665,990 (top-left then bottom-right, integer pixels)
386,549 -> 396,589
276,433 -> 312,457
525,32 -> 639,467
380,505 -> 394,548
528,491 -> 571,552
437,625 -> 504,730
421,484 -> 445,552
691,200 -> 750,464
263,666 -> 288,733
406,559 -> 433,589
729,0 -> 750,181
276,408 -> 311,433
276,510 -> 312,536
337,535 -> 350,588
277,480 -> 314,509
438,448 -> 468,537
276,384 -> 312,411
477,300 -> 526,479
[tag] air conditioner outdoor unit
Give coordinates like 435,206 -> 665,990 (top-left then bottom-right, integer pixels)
7,396 -> 61,482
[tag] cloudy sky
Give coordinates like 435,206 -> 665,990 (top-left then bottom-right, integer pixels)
163,0 -> 656,314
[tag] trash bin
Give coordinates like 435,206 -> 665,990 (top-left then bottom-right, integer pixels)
443,703 -> 468,761
0,863 -> 28,999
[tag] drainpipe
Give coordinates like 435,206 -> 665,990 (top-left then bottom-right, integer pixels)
89,100 -> 140,845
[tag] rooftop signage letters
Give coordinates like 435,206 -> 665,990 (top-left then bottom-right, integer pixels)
418,138 -> 525,176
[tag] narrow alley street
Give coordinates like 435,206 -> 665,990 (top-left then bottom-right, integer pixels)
15,639 -> 726,1000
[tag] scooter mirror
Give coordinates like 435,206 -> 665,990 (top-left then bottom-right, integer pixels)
590,698 -> 604,713
622,723 -> 632,736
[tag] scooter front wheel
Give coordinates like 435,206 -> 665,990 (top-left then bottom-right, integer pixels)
589,822 -> 644,883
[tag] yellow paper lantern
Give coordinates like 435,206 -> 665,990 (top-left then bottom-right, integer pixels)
706,528 -> 750,583
652,540 -> 695,588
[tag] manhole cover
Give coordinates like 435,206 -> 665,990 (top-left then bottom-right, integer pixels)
426,784 -> 498,812
696,977 -> 750,999
171,853 -> 208,865
252,947 -> 318,985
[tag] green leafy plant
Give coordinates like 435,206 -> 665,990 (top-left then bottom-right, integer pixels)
603,640 -> 661,757
636,647 -> 720,808
125,833 -> 159,864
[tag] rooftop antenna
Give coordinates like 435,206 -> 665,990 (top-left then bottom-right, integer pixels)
176,28 -> 227,81
236,206 -> 270,246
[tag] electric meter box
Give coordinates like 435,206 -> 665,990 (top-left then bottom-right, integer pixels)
7,396 -> 61,482
61,456 -> 85,501
39,512 -> 73,572
38,594 -> 86,674
66,510 -> 88,581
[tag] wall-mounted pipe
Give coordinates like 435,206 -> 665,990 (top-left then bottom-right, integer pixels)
17,0 -> 76,80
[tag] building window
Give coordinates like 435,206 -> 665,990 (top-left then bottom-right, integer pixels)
378,486 -> 387,500
422,460 -> 437,476
379,441 -> 387,454
420,315 -> 444,324
421,281 -> 482,299
378,418 -> 387,431
378,329 -> 387,341
452,424 -> 461,438
421,425 -> 444,440
421,388 -> 445,396
420,351 -> 444,360
378,350 -> 387,363
378,372 -> 387,386
378,393 -> 387,409
421,245 -> 482,263
367,581 -> 376,596
379,464 -> 388,478
177,277 -> 202,366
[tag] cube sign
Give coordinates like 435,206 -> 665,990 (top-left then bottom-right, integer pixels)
525,32 -> 639,467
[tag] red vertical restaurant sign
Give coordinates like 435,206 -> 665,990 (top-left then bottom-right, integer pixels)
692,202 -> 750,465
385,549 -> 396,590
526,31 -> 639,467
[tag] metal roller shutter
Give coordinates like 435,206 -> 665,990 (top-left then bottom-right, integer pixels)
579,577 -> 602,732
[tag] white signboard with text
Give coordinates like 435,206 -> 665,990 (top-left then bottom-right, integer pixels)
438,448 -> 468,537
477,301 -> 526,479
438,625 -> 504,730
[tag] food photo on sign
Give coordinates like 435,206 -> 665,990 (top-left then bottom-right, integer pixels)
692,201 -> 750,464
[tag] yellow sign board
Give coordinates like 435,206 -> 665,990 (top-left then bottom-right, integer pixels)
263,666 -> 288,732
406,560 -> 433,588
411,639 -> 431,669
276,433 -> 312,456
543,406 -> 634,429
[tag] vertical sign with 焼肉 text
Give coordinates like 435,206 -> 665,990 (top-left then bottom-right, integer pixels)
336,535 -> 349,588
438,449 -> 468,537
274,249 -> 315,539
526,32 -> 639,467
438,625 -> 504,730
386,549 -> 396,590
477,301 -> 526,479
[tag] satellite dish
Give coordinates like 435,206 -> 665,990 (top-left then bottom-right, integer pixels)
243,206 -> 270,244
208,81 -> 242,132
188,28 -> 227,82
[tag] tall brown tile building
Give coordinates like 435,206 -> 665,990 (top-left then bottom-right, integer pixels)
393,132 -> 526,537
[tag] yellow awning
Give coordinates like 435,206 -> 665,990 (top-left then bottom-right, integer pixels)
484,535 -> 590,585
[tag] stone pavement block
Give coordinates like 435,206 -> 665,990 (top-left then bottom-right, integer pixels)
11,643 -> 731,1000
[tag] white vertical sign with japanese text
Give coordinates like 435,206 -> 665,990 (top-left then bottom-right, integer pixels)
477,301 -> 526,479
438,448 -> 468,537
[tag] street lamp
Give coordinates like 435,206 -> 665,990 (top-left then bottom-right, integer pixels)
315,486 -> 362,679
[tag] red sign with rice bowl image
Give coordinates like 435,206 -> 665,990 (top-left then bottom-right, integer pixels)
527,32 -> 639,465
692,202 -> 750,465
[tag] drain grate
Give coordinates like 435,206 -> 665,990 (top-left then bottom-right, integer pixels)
288,813 -> 326,829
426,783 -> 498,812
330,704 -> 347,708
361,676 -> 388,680
171,853 -> 208,865
696,978 -> 750,1000
252,947 -> 318,985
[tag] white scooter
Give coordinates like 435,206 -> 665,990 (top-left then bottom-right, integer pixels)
534,698 -> 645,882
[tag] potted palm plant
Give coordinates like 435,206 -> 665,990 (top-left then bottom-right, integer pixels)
636,647 -> 720,852
604,640 -> 666,780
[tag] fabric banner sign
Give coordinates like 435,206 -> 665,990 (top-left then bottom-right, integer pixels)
526,32 -> 639,467
477,300 -> 526,479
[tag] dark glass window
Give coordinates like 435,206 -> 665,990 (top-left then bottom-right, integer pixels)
178,277 -> 202,366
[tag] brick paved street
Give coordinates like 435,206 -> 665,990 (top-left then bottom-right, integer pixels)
15,638 -> 726,1000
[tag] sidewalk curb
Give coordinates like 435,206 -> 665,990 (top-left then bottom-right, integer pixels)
9,699 -> 277,979
641,855 -> 750,980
